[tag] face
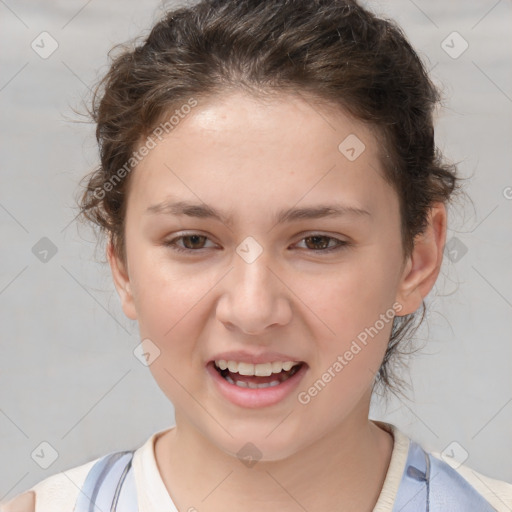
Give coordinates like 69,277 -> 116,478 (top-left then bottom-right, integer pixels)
109,90 -> 439,461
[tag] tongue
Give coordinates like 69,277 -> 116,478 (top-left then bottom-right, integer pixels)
227,370 -> 287,384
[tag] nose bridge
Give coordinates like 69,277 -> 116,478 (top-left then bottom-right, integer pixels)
217,238 -> 290,333
233,240 -> 276,303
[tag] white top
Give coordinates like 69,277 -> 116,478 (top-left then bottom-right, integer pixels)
13,421 -> 512,511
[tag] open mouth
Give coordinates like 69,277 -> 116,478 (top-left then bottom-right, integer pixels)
209,360 -> 305,389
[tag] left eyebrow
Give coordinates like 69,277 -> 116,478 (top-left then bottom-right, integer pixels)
145,198 -> 371,227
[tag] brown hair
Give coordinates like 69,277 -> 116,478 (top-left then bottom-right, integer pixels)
76,0 -> 459,400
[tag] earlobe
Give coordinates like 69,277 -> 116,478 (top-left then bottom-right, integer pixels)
107,239 -> 138,320
395,203 -> 447,316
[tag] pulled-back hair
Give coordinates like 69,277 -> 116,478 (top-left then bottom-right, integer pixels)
77,0 -> 458,400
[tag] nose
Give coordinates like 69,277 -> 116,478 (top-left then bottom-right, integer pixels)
216,248 -> 292,335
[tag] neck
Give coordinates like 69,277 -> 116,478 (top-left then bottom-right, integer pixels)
155,402 -> 393,511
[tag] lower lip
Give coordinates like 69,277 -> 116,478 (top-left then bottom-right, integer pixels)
206,362 -> 308,409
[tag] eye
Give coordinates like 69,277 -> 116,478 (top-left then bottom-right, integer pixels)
163,232 -> 350,255
163,233 -> 216,253
294,234 -> 349,253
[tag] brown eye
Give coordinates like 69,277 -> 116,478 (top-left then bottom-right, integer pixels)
304,235 -> 331,250
296,234 -> 349,253
180,234 -> 208,250
164,233 -> 215,253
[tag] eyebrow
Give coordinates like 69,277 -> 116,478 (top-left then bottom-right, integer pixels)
145,198 -> 371,226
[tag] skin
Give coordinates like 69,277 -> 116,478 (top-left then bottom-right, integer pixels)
1,90 -> 446,512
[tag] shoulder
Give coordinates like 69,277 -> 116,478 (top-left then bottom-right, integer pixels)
0,491 -> 35,512
0,429 -> 168,512
0,457 -> 98,512
374,421 -> 512,512
430,450 -> 512,512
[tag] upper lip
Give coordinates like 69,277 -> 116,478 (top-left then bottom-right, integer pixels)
208,350 -> 305,365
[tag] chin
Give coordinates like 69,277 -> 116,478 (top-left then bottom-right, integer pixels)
212,427 -> 306,465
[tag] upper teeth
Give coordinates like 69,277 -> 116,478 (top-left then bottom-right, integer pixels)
215,360 -> 300,376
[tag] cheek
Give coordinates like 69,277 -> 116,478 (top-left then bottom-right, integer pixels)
130,260 -> 223,375
298,259 -> 400,340
130,254 -> 214,337
296,278 -> 394,423
133,269 -> 215,404
293,257 -> 399,403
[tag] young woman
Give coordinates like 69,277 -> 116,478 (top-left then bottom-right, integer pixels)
3,0 -> 511,510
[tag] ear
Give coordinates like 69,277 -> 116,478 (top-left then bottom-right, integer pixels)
107,238 -> 138,320
395,203 -> 447,316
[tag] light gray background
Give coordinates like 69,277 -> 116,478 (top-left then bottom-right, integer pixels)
1,0 -> 511,502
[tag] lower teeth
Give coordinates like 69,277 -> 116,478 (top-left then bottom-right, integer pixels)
225,374 -> 281,388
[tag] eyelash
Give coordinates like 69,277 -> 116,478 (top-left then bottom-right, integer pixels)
163,233 -> 350,255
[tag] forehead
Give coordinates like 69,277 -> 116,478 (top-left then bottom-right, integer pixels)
166,90 -> 379,154
128,90 -> 393,215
